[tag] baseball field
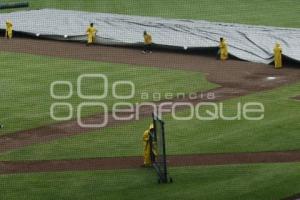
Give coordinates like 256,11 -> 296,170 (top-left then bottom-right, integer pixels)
0,1 -> 300,199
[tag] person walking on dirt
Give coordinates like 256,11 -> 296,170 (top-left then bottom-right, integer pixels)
219,37 -> 228,60
5,20 -> 13,39
143,31 -> 152,53
86,23 -> 97,45
274,42 -> 282,69
142,124 -> 155,167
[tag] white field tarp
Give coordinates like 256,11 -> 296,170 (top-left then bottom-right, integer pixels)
0,9 -> 299,64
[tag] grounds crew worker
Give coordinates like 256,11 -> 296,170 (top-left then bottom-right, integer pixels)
274,42 -> 283,69
143,31 -> 152,53
143,124 -> 155,167
219,37 -> 228,60
5,20 -> 13,39
86,23 -> 97,45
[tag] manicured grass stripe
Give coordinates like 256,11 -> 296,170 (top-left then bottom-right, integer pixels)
1,163 -> 300,200
1,0 -> 300,27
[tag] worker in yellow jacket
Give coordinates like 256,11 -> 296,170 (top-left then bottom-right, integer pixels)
86,23 -> 97,45
143,31 -> 152,53
5,21 -> 13,39
273,42 -> 283,69
143,124 -> 155,167
219,37 -> 228,60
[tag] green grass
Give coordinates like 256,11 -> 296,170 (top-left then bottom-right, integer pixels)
1,82 -> 299,161
1,0 -> 300,27
0,52 -> 216,135
1,163 -> 300,200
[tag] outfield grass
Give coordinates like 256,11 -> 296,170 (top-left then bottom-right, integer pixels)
1,163 -> 300,200
0,52 -> 216,135
1,82 -> 299,161
1,0 -> 300,27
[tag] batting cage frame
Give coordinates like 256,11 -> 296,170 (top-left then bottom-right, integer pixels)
150,113 -> 173,184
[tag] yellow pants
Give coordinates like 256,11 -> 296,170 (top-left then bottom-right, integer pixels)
274,55 -> 282,69
143,142 -> 151,166
220,48 -> 228,60
6,30 -> 13,39
87,35 -> 95,44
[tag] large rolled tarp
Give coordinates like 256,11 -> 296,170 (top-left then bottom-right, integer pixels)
0,9 -> 299,64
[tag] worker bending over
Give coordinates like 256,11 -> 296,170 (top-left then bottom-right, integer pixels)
5,21 -> 13,39
219,37 -> 228,60
274,42 -> 283,69
86,23 -> 97,45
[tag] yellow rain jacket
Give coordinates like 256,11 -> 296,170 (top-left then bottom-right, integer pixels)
5,21 -> 13,39
144,33 -> 152,45
86,26 -> 97,44
219,39 -> 228,60
143,124 -> 154,166
274,43 -> 282,69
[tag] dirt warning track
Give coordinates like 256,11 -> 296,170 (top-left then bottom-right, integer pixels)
2,151 -> 300,174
